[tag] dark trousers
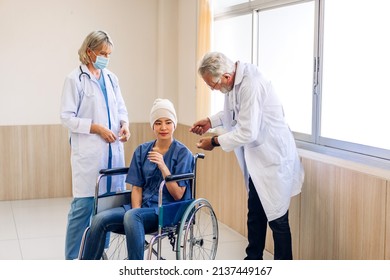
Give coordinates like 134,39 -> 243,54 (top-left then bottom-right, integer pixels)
245,178 -> 293,260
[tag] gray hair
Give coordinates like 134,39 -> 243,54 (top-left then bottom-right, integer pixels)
198,52 -> 235,81
78,30 -> 114,65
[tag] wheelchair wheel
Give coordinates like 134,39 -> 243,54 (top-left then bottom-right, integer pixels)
101,232 -> 127,260
176,198 -> 218,260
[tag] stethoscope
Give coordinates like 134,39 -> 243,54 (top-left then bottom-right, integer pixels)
231,110 -> 237,127
229,62 -> 239,127
229,89 -> 238,127
78,65 -> 114,192
79,65 -> 116,89
79,66 -> 91,81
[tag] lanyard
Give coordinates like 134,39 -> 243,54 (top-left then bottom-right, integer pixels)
97,73 -> 113,192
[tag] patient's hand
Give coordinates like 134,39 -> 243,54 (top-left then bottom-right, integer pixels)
147,148 -> 164,168
148,147 -> 172,178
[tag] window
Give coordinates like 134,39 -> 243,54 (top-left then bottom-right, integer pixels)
257,1 -> 315,137
212,13 -> 252,115
212,0 -> 390,162
320,0 -> 390,156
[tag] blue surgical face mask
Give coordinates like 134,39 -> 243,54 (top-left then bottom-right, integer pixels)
92,52 -> 109,69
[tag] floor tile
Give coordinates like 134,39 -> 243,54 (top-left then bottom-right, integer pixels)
0,201 -> 17,241
216,239 -> 248,260
19,236 -> 65,260
0,239 -> 22,260
12,199 -> 69,239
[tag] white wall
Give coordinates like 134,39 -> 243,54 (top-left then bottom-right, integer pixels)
0,0 -> 183,125
0,0 -> 198,126
177,0 -> 198,126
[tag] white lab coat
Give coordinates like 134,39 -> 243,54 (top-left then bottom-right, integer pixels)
60,64 -> 129,198
209,62 -> 304,221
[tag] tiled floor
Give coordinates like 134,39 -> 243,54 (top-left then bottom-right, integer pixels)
0,197 -> 273,260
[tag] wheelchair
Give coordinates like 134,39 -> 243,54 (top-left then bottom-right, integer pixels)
78,153 -> 218,260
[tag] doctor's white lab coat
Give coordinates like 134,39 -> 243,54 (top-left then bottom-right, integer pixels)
209,62 -> 304,221
60,64 -> 129,198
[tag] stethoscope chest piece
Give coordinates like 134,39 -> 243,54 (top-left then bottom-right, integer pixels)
231,109 -> 237,127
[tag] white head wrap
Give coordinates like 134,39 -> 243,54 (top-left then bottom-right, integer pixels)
149,98 -> 177,128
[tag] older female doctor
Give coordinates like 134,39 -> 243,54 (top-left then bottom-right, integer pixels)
190,52 -> 304,260
60,30 -> 130,260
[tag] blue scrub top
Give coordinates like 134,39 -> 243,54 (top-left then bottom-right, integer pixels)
125,139 -> 194,212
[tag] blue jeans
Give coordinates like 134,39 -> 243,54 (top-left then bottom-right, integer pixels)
124,207 -> 158,260
81,207 -> 126,259
245,178 -> 293,260
81,206 -> 158,260
65,197 -> 94,260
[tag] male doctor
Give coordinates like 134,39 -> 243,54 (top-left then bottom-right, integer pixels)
190,52 -> 304,260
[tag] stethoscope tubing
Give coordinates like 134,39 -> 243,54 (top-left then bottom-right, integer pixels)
79,65 -> 91,81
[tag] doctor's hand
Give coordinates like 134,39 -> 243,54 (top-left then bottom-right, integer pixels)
118,125 -> 131,142
196,137 -> 214,151
91,124 -> 117,143
189,118 -> 211,135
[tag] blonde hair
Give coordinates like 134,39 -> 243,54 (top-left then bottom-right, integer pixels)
78,30 -> 114,65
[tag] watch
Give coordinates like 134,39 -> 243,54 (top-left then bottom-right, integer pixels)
211,135 -> 220,147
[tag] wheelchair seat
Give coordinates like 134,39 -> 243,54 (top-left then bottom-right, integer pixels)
159,199 -> 194,228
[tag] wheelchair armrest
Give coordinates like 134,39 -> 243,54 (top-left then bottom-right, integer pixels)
99,167 -> 129,176
165,173 -> 195,183
159,173 -> 194,208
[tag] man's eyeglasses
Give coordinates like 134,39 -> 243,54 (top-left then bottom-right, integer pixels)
209,78 -> 220,90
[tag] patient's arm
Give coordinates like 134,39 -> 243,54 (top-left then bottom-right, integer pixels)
147,150 -> 186,201
131,186 -> 143,208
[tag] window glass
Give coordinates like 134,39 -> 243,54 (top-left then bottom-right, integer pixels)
257,1 -> 315,134
212,0 -> 390,160
321,0 -> 390,150
212,13 -> 252,115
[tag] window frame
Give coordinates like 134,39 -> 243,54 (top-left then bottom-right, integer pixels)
212,0 -> 390,168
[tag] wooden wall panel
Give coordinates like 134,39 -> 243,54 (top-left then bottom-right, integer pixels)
299,158 -> 387,259
0,126 -> 23,200
125,123 -> 154,163
0,125 -> 72,200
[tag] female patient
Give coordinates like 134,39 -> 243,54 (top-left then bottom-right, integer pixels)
81,98 -> 194,260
